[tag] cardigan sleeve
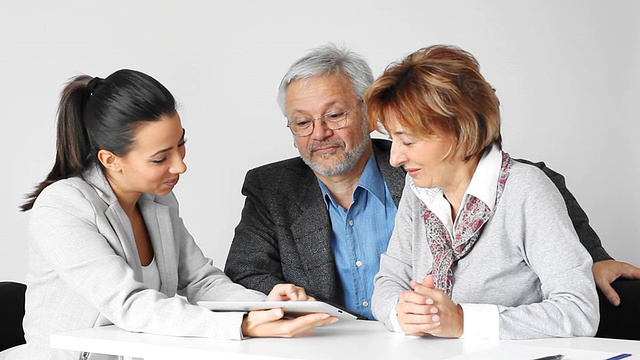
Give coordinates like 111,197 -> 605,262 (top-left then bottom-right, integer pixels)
496,165 -> 599,338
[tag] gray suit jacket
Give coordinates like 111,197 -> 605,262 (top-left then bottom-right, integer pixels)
225,138 -> 608,315
16,167 -> 264,360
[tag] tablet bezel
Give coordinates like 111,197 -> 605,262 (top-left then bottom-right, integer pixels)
197,300 -> 357,321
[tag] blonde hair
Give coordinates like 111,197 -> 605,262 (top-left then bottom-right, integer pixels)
365,45 -> 501,161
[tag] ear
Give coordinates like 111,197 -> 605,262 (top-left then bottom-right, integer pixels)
97,149 -> 120,172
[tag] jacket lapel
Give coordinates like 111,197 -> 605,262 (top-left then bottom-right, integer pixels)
138,195 -> 178,296
83,167 -> 143,282
104,205 -> 142,281
83,166 -> 177,295
289,165 -> 339,302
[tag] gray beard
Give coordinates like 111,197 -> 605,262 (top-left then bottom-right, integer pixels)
301,134 -> 370,177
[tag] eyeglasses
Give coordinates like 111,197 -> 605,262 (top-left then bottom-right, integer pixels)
286,110 -> 351,137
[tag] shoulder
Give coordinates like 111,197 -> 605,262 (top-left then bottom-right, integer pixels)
34,177 -> 103,210
508,160 -> 557,190
372,138 -> 405,197
29,177 -> 107,231
502,160 -> 565,206
372,138 -> 392,152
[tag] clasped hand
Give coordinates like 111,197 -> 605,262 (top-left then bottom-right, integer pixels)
241,284 -> 338,337
396,275 -> 464,338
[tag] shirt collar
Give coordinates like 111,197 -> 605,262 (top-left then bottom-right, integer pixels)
318,152 -> 387,209
410,143 -> 502,211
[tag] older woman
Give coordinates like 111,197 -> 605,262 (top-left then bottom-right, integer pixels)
365,45 -> 598,339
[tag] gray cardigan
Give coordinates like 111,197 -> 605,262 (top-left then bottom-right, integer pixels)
371,160 -> 599,339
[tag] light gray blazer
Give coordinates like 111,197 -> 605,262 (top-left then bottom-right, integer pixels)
13,167 -> 265,360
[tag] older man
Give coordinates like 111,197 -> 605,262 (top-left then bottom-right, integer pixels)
224,43 -> 640,319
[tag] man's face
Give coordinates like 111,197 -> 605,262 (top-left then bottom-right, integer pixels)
284,74 -> 370,177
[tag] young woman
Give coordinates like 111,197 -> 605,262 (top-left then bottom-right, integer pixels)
365,45 -> 598,339
11,70 -> 336,360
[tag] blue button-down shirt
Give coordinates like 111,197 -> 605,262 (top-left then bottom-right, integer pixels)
318,153 -> 397,319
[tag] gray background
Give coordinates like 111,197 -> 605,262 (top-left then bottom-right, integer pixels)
1,0 -> 638,282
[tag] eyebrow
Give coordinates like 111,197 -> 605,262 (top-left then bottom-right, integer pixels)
149,128 -> 186,158
289,100 -> 344,116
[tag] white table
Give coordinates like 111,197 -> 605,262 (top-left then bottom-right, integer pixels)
51,320 -> 640,360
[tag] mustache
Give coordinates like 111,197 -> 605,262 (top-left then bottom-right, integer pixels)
308,139 -> 345,153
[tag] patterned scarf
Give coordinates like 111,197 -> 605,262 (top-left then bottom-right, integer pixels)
422,151 -> 512,297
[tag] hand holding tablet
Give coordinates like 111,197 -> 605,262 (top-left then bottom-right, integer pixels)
197,300 -> 357,321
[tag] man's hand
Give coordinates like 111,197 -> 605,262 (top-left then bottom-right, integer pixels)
593,260 -> 640,306
266,283 -> 315,301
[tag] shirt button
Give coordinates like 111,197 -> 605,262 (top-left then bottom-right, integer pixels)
362,300 -> 369,307
348,219 -> 354,226
355,260 -> 363,267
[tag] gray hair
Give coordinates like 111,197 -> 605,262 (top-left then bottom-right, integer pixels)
277,43 -> 374,115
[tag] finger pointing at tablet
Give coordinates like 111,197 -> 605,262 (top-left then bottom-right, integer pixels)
267,283 -> 313,301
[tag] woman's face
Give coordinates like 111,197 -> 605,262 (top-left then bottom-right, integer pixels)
107,112 -> 187,198
386,117 -> 457,189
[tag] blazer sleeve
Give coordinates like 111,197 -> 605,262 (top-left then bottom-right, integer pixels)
514,158 -> 611,262
225,169 -> 286,295
171,210 -> 267,303
29,183 -> 260,340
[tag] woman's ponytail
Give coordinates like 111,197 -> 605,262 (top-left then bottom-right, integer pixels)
21,75 -> 94,211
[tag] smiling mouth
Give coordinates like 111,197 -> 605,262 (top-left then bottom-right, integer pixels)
308,139 -> 345,154
312,145 -> 340,154
405,168 -> 420,177
165,177 -> 179,186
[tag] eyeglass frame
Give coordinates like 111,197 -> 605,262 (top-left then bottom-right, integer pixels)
286,110 -> 352,137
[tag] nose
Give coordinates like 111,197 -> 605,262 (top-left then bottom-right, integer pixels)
309,118 -> 333,141
170,156 -> 187,174
389,141 -> 406,168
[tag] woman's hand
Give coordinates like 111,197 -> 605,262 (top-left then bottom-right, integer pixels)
396,275 -> 463,338
409,276 -> 463,338
396,287 -> 440,336
241,283 -> 334,338
241,309 -> 337,338
266,283 -> 315,301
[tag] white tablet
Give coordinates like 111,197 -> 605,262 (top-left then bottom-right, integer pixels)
197,300 -> 357,321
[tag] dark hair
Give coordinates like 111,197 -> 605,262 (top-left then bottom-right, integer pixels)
21,69 -> 176,211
